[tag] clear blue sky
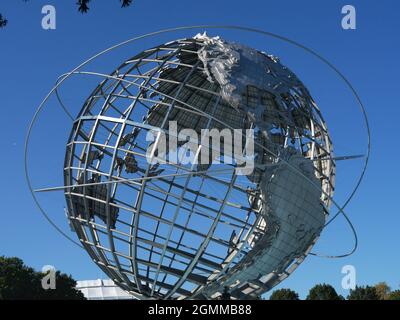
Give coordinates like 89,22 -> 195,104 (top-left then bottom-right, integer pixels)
0,0 -> 399,299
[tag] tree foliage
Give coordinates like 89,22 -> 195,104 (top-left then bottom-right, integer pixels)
347,285 -> 380,300
0,14 -> 7,28
1,0 -> 134,28
77,0 -> 134,13
306,284 -> 344,300
388,290 -> 400,300
269,288 -> 299,300
374,282 -> 391,300
0,256 -> 85,300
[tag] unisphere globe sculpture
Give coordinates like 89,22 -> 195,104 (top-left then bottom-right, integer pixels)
64,34 -> 335,300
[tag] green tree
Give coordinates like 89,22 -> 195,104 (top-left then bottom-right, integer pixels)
0,256 -> 40,299
347,285 -> 380,300
0,0 -> 28,28
269,288 -> 299,300
1,0 -> 133,28
374,282 -> 391,300
306,284 -> 344,300
78,0 -> 133,13
388,290 -> 400,300
0,256 -> 85,300
0,14 -> 7,28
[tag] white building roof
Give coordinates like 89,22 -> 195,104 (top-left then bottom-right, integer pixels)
76,279 -> 136,300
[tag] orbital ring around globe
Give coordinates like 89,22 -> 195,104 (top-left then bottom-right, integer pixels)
25,25 -> 370,299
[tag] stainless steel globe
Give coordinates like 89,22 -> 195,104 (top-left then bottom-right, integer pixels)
63,34 -> 335,300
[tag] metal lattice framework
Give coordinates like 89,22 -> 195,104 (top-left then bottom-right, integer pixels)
63,36 -> 335,300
